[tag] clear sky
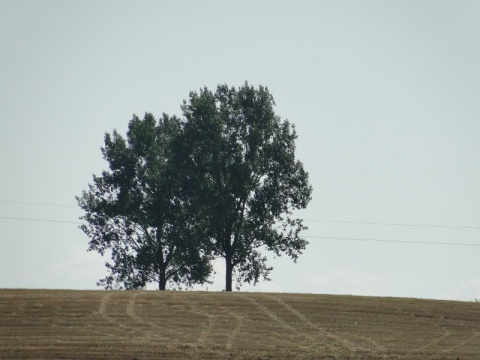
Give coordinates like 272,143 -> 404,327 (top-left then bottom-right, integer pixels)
1,1 -> 479,300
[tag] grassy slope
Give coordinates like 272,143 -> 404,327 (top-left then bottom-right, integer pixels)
0,289 -> 479,359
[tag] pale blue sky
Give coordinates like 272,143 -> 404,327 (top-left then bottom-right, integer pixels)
1,1 -> 479,300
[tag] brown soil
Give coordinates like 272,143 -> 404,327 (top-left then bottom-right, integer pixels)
1,289 -> 479,359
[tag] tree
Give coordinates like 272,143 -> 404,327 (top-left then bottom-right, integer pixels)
176,83 -> 312,291
77,113 -> 212,290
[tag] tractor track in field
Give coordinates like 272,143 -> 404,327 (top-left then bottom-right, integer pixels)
182,293 -> 245,354
241,293 -> 357,355
3,289 -> 480,359
225,310 -> 244,352
97,292 -> 117,325
267,294 -> 386,355
181,293 -> 217,352
98,291 -> 170,343
441,329 -> 479,355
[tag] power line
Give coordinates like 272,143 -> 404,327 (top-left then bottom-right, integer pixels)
305,220 -> 479,230
305,235 -> 480,247
1,200 -> 477,230
0,200 -> 77,208
1,215 -> 478,248
0,210 -> 478,248
0,215 -> 82,224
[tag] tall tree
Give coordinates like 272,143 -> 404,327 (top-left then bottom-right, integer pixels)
177,83 -> 312,291
77,113 -> 212,290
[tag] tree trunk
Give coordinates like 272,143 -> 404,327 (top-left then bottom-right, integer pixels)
156,230 -> 167,290
225,255 -> 233,291
158,270 -> 166,290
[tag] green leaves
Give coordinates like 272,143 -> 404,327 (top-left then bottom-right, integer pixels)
77,113 -> 212,290
176,83 -> 312,290
78,83 -> 312,291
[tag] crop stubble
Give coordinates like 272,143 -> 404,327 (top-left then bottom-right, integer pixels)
0,289 -> 479,359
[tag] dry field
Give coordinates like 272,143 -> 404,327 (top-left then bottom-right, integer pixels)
0,290 -> 479,359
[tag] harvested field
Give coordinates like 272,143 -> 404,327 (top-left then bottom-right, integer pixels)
0,289 -> 479,359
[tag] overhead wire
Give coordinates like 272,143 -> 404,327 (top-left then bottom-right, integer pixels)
1,200 -> 478,230
0,200 -> 77,208
0,199 -> 478,247
0,200 -> 80,224
305,235 -> 480,247
0,215 -> 478,248
0,215 -> 82,224
304,219 -> 479,230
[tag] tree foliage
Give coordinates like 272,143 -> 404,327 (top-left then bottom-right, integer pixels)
77,113 -> 212,290
176,83 -> 312,291
78,83 -> 312,291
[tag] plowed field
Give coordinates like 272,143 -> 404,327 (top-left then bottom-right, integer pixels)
1,290 -> 479,359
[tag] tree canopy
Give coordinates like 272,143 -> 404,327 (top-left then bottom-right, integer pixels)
77,113 -> 212,290
78,83 -> 312,291
176,84 -> 312,291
